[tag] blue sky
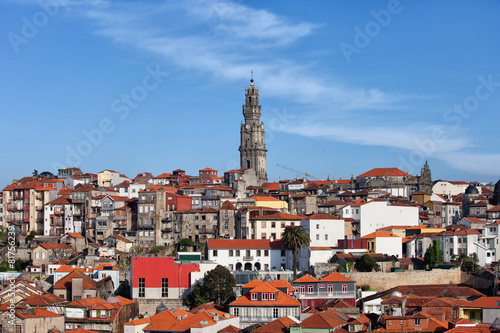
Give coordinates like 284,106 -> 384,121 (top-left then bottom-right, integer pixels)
1,0 -> 500,188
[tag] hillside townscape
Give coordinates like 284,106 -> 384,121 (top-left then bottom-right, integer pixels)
1,79 -> 500,333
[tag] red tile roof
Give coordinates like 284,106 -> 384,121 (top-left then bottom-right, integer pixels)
15,307 -> 62,319
300,308 -> 351,329
319,271 -> 354,282
220,201 -> 237,210
46,196 -> 71,205
357,167 -> 412,178
293,274 -> 317,283
253,316 -> 298,332
66,232 -> 84,239
361,232 -> 400,239
38,243 -> 72,250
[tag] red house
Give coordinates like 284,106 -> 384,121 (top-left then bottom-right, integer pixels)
199,167 -> 218,184
130,257 -> 200,314
165,193 -> 192,212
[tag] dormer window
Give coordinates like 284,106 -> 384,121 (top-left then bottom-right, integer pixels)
251,293 -> 257,301
269,293 -> 276,301
262,293 -> 268,301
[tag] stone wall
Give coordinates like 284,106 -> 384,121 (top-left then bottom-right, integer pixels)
343,268 -> 462,290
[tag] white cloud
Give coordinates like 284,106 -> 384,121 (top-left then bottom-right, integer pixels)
441,152 -> 500,176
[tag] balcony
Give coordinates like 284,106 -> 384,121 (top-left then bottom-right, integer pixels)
23,218 -> 29,223
243,256 -> 254,261
24,205 -> 30,210
54,210 -> 64,215
162,228 -> 172,233
35,205 -> 43,210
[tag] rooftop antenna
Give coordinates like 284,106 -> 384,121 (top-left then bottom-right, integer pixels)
251,70 -> 254,83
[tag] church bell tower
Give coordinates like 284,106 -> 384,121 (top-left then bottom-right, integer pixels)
239,77 -> 268,185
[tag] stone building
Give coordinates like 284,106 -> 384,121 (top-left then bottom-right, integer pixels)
171,209 -> 218,243
239,78 -> 267,185
219,201 -> 238,239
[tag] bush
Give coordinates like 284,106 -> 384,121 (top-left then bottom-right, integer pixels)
361,284 -> 371,291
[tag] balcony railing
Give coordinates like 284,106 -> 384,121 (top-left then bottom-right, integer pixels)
243,256 -> 254,261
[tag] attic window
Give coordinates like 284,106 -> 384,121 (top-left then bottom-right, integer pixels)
262,293 -> 268,301
269,293 -> 276,301
251,293 -> 257,301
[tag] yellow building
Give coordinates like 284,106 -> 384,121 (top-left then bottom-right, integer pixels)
254,196 -> 288,211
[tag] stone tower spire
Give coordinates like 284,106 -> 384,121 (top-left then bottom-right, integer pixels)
239,78 -> 267,185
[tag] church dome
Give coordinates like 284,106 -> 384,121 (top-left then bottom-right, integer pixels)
156,302 -> 167,314
465,183 -> 479,195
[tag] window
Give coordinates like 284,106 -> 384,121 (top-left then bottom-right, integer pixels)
273,308 -> 279,318
269,293 -> 276,300
233,308 -> 239,316
262,293 -> 268,300
264,250 -> 269,256
325,234 -> 328,240
138,278 -> 145,298
316,224 -> 319,229
229,250 -> 233,256
470,311 -> 476,319
281,222 -> 285,228
264,264 -> 269,270
213,250 -> 218,257
261,222 -> 266,228
229,264 -> 233,270
246,250 -> 251,256
162,278 -> 168,297
316,234 -> 320,240
415,318 -> 421,326
281,249 -> 286,257
236,250 -> 240,256
261,233 -> 266,239
257,250 -> 261,256
300,285 -> 305,295
342,284 -> 348,293
251,293 -> 257,300
271,222 -> 276,228
308,285 -> 314,294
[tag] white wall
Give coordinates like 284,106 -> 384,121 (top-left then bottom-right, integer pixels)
359,201 -> 418,237
374,236 -> 402,258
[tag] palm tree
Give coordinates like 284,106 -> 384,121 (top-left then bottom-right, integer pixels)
281,225 -> 310,279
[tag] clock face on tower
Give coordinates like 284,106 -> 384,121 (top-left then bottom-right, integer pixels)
245,124 -> 250,129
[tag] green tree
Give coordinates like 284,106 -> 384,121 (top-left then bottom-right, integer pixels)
180,238 -> 195,247
424,239 -> 443,270
39,171 -> 54,178
281,225 -> 311,279
186,283 -> 208,308
461,253 -> 479,273
26,231 -> 37,241
32,169 -> 38,177
188,265 -> 235,307
355,254 -> 380,272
